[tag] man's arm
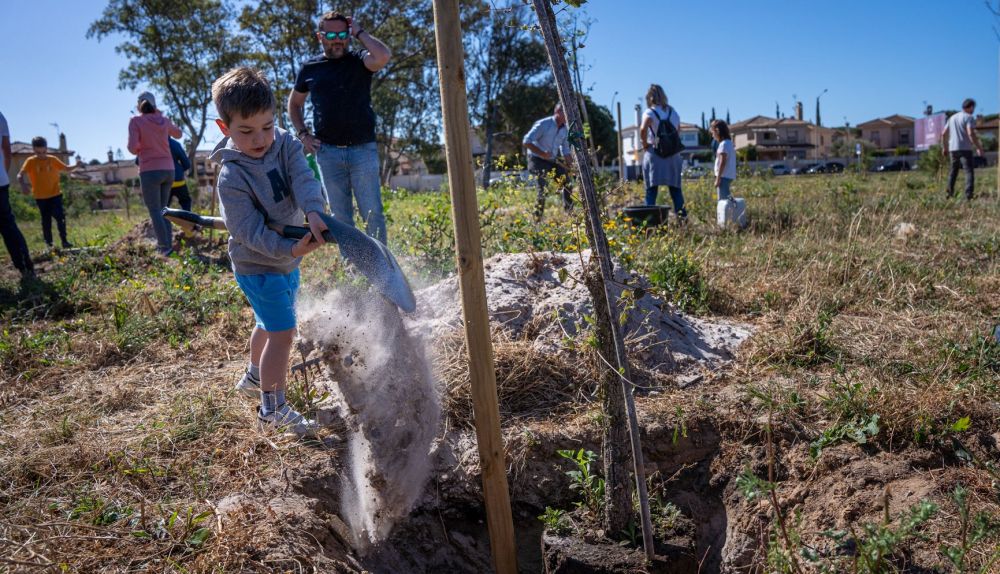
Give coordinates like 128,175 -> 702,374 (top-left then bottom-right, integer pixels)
351,19 -> 391,72
523,120 -> 551,159
967,124 -> 983,155
288,90 -> 319,155
941,123 -> 949,155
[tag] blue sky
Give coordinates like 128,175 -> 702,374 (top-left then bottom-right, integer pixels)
1,1 -> 997,162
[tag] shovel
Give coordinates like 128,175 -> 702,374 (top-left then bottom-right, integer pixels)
162,208 -> 416,313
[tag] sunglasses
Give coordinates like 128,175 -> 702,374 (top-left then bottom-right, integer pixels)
322,30 -> 350,40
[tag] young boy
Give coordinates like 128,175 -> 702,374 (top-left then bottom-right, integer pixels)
210,67 -> 330,437
17,137 -> 75,249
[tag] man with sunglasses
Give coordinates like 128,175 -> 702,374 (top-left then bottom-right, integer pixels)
288,11 -> 392,243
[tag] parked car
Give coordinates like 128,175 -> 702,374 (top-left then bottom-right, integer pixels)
682,165 -> 709,179
807,161 -> 846,174
768,163 -> 791,176
874,160 -> 911,172
487,170 -> 529,186
790,163 -> 817,175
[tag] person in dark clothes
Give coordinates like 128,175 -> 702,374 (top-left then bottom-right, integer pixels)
168,138 -> 193,211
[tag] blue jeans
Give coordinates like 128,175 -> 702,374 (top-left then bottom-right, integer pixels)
645,185 -> 687,219
0,185 -> 33,275
315,141 -> 386,243
139,170 -> 174,255
716,177 -> 733,201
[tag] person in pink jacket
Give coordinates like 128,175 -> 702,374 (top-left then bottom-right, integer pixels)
128,92 -> 182,256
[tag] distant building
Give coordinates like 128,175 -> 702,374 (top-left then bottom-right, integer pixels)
730,115 -> 836,160
72,150 -> 139,185
620,122 -> 704,169
974,116 -> 998,143
857,115 -> 915,151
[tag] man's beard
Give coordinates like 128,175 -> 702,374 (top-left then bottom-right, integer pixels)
324,44 -> 346,58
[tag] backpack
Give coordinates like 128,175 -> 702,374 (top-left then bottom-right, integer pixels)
651,106 -> 684,158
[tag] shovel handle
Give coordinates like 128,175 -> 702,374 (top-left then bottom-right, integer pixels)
267,222 -> 338,245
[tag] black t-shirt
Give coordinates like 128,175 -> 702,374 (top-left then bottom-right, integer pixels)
294,50 -> 376,146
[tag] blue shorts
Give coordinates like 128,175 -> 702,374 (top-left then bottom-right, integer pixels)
234,269 -> 300,332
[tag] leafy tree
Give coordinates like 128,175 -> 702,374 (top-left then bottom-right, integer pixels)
238,0 -> 319,131
467,3 -> 549,186
88,0 -> 248,160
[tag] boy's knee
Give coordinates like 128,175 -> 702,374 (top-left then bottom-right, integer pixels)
266,327 -> 296,344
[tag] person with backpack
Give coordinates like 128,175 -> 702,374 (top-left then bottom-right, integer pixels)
639,84 -> 686,221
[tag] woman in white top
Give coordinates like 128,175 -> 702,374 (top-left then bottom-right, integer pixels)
711,119 -> 737,201
639,84 -> 686,220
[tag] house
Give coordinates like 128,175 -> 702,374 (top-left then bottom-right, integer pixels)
72,150 -> 139,185
730,114 -> 836,161
857,115 -> 915,151
974,116 -> 998,143
6,133 -> 75,184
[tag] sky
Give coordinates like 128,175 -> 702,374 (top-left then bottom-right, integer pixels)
0,0 -> 997,162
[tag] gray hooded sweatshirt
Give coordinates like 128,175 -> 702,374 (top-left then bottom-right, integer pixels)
211,128 -> 327,275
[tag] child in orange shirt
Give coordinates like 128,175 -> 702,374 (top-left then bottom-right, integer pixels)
17,136 -> 76,249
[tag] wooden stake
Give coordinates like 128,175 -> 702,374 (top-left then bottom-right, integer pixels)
432,2 -> 518,572
531,0 -> 656,562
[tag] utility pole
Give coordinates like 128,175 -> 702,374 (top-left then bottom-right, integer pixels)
432,1 -> 517,572
615,102 -> 625,181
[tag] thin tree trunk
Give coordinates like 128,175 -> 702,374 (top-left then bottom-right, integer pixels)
531,0 -> 655,560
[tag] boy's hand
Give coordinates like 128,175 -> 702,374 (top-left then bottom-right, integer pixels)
291,232 -> 322,258
306,211 -> 329,246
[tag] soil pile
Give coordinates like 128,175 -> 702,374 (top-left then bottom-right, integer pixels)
409,251 -> 750,376
297,289 -> 440,552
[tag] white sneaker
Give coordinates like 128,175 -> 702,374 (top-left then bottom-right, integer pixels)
235,369 -> 261,399
258,404 -> 320,438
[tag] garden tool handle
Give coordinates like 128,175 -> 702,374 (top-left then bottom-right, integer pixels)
266,222 -> 338,245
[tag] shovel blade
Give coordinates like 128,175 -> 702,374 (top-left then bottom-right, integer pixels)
318,213 -> 417,313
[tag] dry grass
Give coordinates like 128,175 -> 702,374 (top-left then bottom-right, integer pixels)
436,327 -> 595,430
1,170 -> 999,571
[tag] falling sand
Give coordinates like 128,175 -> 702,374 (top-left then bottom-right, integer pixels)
298,288 -> 440,552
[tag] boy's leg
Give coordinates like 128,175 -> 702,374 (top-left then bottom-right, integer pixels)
316,144 -> 354,229
37,198 -> 54,247
717,178 -> 732,201
348,142 -> 387,244
260,327 -> 295,397
53,195 -> 70,247
174,184 -> 193,212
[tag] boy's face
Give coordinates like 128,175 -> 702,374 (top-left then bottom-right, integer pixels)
32,145 -> 47,157
216,110 -> 275,159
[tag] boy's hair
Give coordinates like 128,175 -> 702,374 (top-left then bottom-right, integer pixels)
962,98 -> 976,110
645,84 -> 667,109
212,67 -> 276,125
31,136 -> 47,148
139,100 -> 156,114
319,11 -> 349,28
710,119 -> 731,140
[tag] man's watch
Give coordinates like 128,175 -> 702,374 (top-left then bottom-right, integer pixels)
353,28 -> 365,39
296,128 -> 310,138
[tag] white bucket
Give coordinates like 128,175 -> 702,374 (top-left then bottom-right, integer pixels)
717,198 -> 747,229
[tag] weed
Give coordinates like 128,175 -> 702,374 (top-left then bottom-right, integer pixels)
941,485 -> 1000,572
539,506 -> 572,536
557,448 -> 605,516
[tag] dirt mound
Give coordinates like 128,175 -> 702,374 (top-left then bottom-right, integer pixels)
409,251 -> 750,375
111,219 -> 157,250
